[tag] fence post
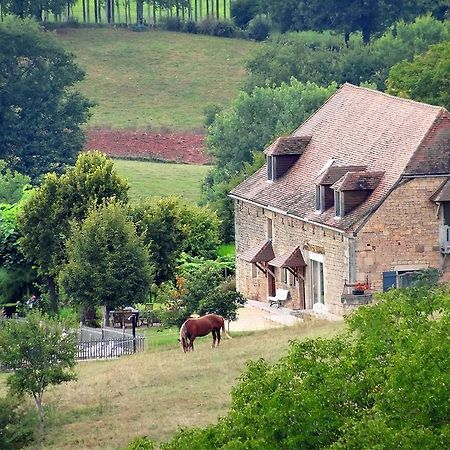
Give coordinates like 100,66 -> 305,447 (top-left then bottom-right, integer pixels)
131,313 -> 137,353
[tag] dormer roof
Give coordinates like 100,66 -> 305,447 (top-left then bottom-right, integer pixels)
265,136 -> 311,156
316,165 -> 367,186
230,83 -> 450,232
332,171 -> 385,192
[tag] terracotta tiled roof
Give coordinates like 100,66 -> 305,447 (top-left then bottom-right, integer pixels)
265,136 -> 311,156
332,171 -> 385,191
269,247 -> 306,268
316,165 -> 367,185
230,84 -> 449,232
238,240 -> 275,263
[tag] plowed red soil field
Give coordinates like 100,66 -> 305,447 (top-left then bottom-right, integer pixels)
86,129 -> 211,165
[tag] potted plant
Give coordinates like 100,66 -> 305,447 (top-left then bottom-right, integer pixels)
352,281 -> 369,295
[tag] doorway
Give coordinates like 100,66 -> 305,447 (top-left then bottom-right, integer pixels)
309,256 -> 324,308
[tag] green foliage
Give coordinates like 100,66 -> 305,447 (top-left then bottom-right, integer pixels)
230,0 -> 262,28
261,0 -> 447,43
0,17 -> 93,181
59,201 -> 154,311
0,396 -> 37,449
247,14 -> 271,41
18,152 -> 129,311
0,160 -> 30,204
245,16 -> 450,92
0,0 -> 76,20
131,198 -> 221,284
387,40 -> 450,109
0,311 -> 77,439
162,286 -> 450,449
124,436 -> 156,450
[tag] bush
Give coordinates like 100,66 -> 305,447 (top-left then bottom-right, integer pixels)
198,17 -> 216,35
124,436 -> 155,450
161,16 -> 182,32
230,0 -> 259,28
0,397 -> 37,449
183,20 -> 198,34
212,20 -> 238,38
247,15 -> 271,41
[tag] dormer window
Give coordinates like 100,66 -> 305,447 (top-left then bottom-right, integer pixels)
265,135 -> 311,181
332,171 -> 384,217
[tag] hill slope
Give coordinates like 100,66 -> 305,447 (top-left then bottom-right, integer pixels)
57,28 -> 256,131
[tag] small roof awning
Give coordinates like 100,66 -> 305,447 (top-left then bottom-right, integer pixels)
430,179 -> 450,202
269,246 -> 306,268
239,240 -> 275,263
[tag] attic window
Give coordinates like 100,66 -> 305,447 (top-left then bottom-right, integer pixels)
315,184 -> 335,213
267,156 -> 275,181
335,191 -> 344,217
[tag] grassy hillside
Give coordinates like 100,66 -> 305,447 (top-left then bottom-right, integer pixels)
0,320 -> 343,449
113,159 -> 210,203
57,28 -> 256,131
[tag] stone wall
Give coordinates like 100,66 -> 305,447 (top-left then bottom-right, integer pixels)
234,201 -> 351,315
355,177 -> 443,290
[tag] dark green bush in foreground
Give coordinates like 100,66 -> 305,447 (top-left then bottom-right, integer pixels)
128,285 -> 450,449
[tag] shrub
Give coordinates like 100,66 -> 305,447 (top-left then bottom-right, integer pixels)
247,15 -> 271,41
0,397 -> 37,449
212,20 -> 238,38
230,0 -> 259,28
183,20 -> 198,34
124,436 -> 155,450
161,16 -> 182,32
198,17 -> 216,35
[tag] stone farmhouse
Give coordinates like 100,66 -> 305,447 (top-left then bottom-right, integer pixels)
230,83 -> 450,316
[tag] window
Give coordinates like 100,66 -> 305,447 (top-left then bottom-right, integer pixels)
251,263 -> 258,279
267,218 -> 273,240
315,185 -> 322,211
282,268 -> 288,284
335,191 -> 344,217
267,156 -> 275,181
309,253 -> 325,307
383,270 -> 418,291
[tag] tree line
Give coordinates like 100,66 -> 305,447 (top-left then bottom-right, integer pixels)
0,0 -> 232,25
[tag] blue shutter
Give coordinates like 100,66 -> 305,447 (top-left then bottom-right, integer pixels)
383,271 -> 396,292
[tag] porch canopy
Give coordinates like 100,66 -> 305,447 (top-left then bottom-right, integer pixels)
430,179 -> 450,202
269,246 -> 306,268
239,240 -> 275,263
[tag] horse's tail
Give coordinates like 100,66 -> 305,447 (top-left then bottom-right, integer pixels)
221,317 -> 232,340
179,321 -> 189,351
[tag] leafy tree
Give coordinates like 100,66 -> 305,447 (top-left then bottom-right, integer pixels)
0,0 -> 76,20
0,312 -> 77,441
0,18 -> 93,181
59,201 -> 154,317
0,160 -> 30,204
230,0 -> 262,28
244,17 -> 450,92
387,40 -> 450,109
159,285 -> 450,449
131,198 -> 221,284
18,152 -> 129,312
262,0 -> 448,43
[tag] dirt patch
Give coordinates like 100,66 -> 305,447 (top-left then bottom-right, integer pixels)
85,129 -> 211,165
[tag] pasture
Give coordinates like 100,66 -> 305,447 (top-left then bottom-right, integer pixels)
0,319 -> 344,449
57,28 -> 256,131
113,159 -> 210,203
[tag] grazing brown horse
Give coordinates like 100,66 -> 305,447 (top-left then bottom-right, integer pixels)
179,313 -> 231,352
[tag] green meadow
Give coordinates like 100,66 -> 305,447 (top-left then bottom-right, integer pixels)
112,159 -> 210,203
57,28 -> 256,131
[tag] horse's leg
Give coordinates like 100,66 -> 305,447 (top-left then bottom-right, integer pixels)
211,329 -> 217,348
190,337 -> 195,351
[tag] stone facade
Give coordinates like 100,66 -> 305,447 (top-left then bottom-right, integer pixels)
355,177 -> 444,291
235,176 -> 445,316
235,200 -> 351,316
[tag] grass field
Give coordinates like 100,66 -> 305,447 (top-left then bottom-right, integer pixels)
57,28 -> 256,131
113,159 -> 210,203
0,319 -> 344,449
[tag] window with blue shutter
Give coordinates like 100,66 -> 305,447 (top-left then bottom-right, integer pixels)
383,271 -> 397,292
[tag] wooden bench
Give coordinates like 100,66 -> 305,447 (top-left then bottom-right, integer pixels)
268,289 -> 289,308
